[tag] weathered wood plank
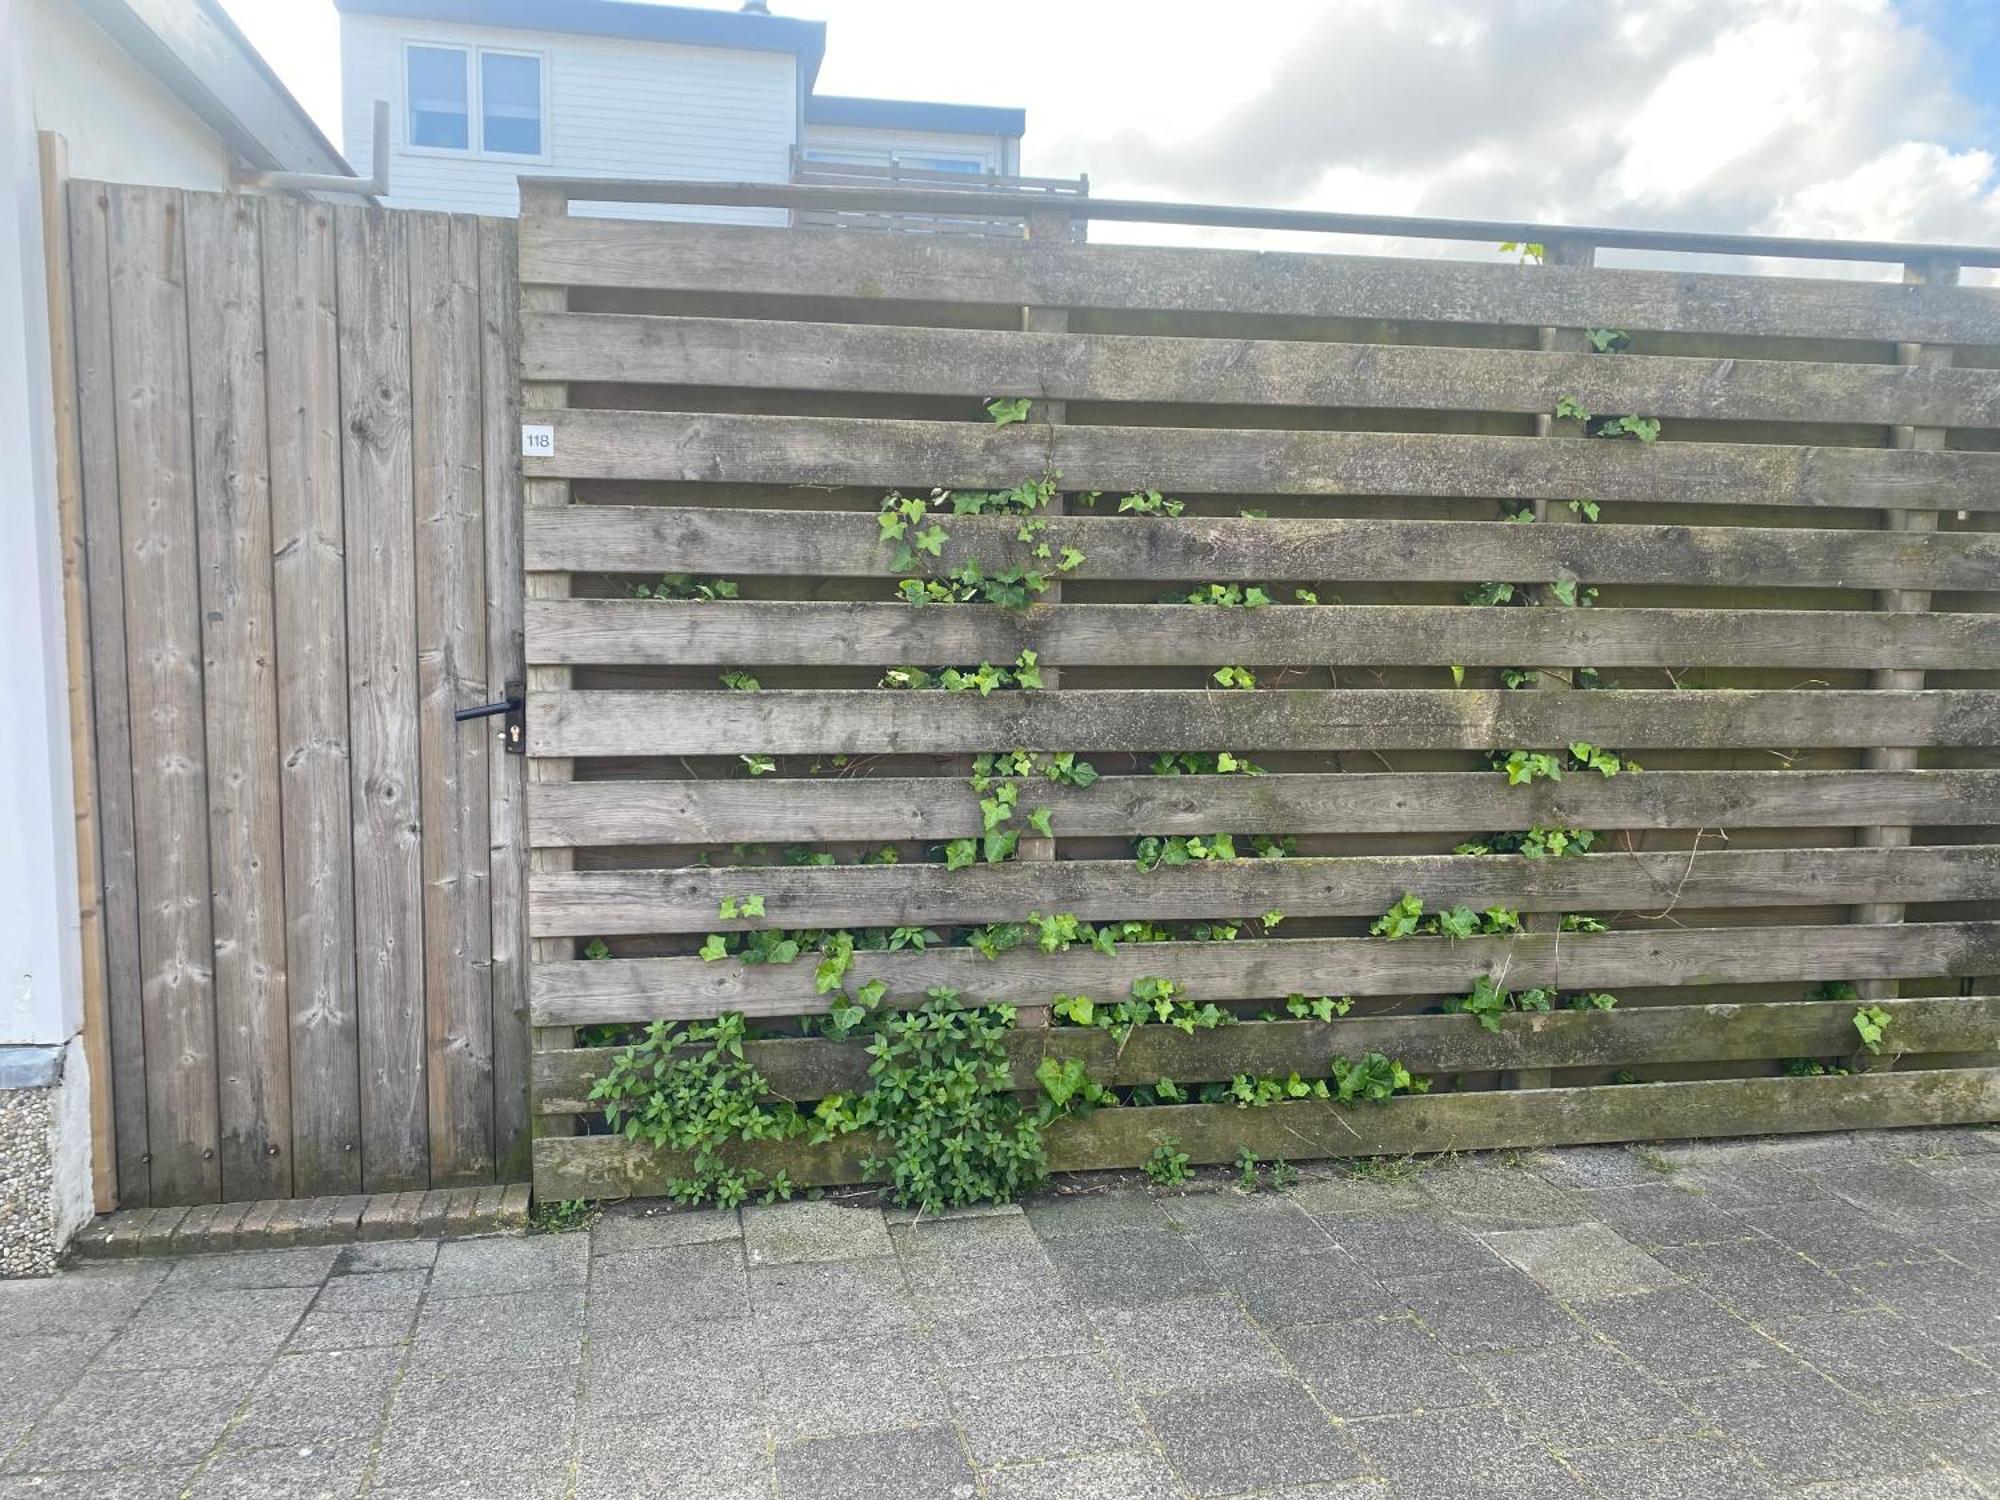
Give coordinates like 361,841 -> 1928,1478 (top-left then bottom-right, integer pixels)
533,995 -> 2000,1111
533,1068 -> 2000,1199
68,181 -> 151,1205
336,206 -> 428,1192
106,186 -> 220,1204
527,688 -> 2000,760
523,311 -> 2000,428
526,600 -> 2000,672
479,217 -> 532,1182
525,506 -> 1999,594
184,191 -> 291,1201
531,920 -> 2000,1024
529,768 -> 2000,848
410,213 -> 495,1186
529,844 -> 2000,937
263,197 -> 361,1198
528,412 -> 2000,512
518,217 -> 2000,345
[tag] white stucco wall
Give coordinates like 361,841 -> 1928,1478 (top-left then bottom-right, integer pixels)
341,10 -> 796,221
23,0 -> 233,191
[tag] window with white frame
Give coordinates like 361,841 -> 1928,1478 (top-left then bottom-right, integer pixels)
405,43 -> 544,157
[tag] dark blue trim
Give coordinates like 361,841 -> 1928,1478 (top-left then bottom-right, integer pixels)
805,95 -> 1024,137
335,0 -> 827,87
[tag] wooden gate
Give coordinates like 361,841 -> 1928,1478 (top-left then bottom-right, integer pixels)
517,183 -> 2000,1200
56,181 -> 529,1206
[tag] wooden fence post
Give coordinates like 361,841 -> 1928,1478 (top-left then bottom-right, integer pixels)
519,183 -> 576,1163
1849,256 -> 1960,1035
1507,235 -> 1596,1092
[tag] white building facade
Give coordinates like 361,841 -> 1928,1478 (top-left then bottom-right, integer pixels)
335,0 -> 1026,218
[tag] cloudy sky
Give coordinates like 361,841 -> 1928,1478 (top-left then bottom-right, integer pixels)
219,0 -> 2000,272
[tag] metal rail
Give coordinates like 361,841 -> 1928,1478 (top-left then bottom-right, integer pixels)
534,176 -> 2000,268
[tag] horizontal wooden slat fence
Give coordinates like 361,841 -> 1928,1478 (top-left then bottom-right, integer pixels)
63,182 -> 529,1206
520,184 -> 2000,1203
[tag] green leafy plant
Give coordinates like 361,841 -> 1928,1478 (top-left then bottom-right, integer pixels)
719,671 -> 761,693
629,573 -> 738,602
739,753 -> 777,777
528,1198 -> 598,1233
1369,892 -> 1521,941
1145,1138 -> 1194,1186
1595,413 -> 1661,443
1586,327 -> 1631,354
1118,489 -> 1185,518
1499,240 -> 1545,263
1331,1052 -> 1431,1103
1853,1004 -> 1893,1056
717,893 -> 766,921
986,396 -> 1033,425
1212,665 -> 1257,690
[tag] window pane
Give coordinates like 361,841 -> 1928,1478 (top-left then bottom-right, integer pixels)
898,155 -> 984,173
408,46 -> 468,150
482,52 -> 542,156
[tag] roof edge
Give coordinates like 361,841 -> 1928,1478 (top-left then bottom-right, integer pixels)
804,94 -> 1025,138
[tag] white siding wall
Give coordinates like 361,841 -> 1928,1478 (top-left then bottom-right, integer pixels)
802,122 -> 1008,174
26,0 -> 233,191
341,12 -> 796,220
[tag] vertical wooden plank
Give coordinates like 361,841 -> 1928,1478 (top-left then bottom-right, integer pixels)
410,212 -> 495,1184
263,195 -> 362,1196
105,185 -> 219,1204
41,141 -> 117,1212
479,217 -> 531,1180
1012,205 -> 1069,1034
519,184 -> 575,1166
183,191 -> 292,1200
1510,234 -> 1596,1092
67,180 -> 150,1206
336,205 -> 428,1191
1851,257 -> 1959,1015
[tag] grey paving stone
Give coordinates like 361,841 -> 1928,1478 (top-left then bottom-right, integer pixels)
426,1234 -> 587,1298
1315,1213 -> 1491,1279
1345,1405 -> 1592,1499
225,1347 -> 403,1447
287,1268 -> 427,1351
1896,1395 -> 2000,1485
923,1296 -> 1097,1368
408,1285 -> 584,1370
883,1200 -> 1025,1226
1140,1378 -> 1363,1497
1570,1183 -> 1758,1248
1652,1237 -> 1871,1327
1679,1369 -> 1930,1486
0,1260 -> 169,1336
741,1197 -> 893,1266
1930,1218 -> 2000,1276
95,1286 -> 318,1370
1159,1193 -> 1333,1260
572,1407 -> 772,1500
584,1240 -> 750,1331
1025,1189 -> 1171,1238
1047,1229 -> 1217,1308
331,1239 -> 437,1275
1560,1435 -> 1781,1499
894,1214 -> 1061,1314
4,1365 -> 260,1470
373,1472 -> 569,1500
1207,1248 -> 1403,1329
1465,1340 -> 1700,1449
774,1424 -> 972,1500
0,1468 -> 195,1498
1839,1260 -> 2000,1347
1830,1163 -> 1996,1223
1418,1163 -> 1593,1230
1089,1296 -> 1287,1392
590,1205 -> 740,1255
1390,1267 -> 1584,1353
1736,1198 -> 1936,1269
160,1247 -> 340,1292
979,1448 -> 1185,1500
945,1354 -> 1144,1466
583,1319 -> 765,1416
309,1266 -> 427,1313
1772,1312 -> 1996,1406
186,1438 -> 370,1498
1284,1167 -> 1431,1217
1580,1287 -> 1786,1379
374,1367 -> 578,1490
748,1254 -> 918,1345
1685,1160 -> 1832,1209
1798,1471 -> 1992,1500
1480,1222 -> 1681,1302
1271,1315 -> 1486,1417
1529,1143 -> 1674,1189
758,1332 -> 948,1440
